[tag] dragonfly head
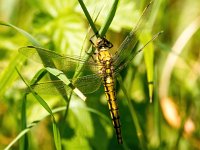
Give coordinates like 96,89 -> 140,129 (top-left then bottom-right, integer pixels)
92,37 -> 113,50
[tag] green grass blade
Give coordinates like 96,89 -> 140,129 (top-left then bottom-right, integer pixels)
142,32 -> 154,102
18,69 -> 47,150
46,67 -> 86,101
140,31 -> 163,102
29,68 -> 48,85
78,0 -> 98,36
19,94 -> 28,150
78,0 -> 119,37
16,68 -> 54,115
4,126 -> 34,150
0,53 -> 24,96
140,1 -> 162,103
4,106 -> 66,150
0,22 -> 41,47
5,104 -> 109,150
0,22 -> 41,97
99,0 -> 119,36
16,68 -> 62,150
155,66 -> 162,147
52,121 -> 62,150
117,75 -> 145,150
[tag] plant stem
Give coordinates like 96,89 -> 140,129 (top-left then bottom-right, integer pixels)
117,75 -> 146,150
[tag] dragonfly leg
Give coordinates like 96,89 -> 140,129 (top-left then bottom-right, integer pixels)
89,32 -> 100,46
84,47 -> 97,62
89,36 -> 95,45
90,53 -> 97,62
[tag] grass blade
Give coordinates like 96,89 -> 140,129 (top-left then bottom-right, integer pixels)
0,22 -> 41,97
4,125 -> 36,150
99,0 -> 119,36
16,68 -> 53,115
4,106 -> 67,150
78,0 -> 99,36
16,68 -> 62,150
46,67 -> 86,101
0,22 -> 41,47
117,75 -> 145,150
52,121 -> 62,150
19,94 -> 28,150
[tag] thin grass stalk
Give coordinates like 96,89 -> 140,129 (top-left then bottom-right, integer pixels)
19,95 -> 28,150
153,66 -> 161,147
78,0 -> 99,36
117,76 -> 146,150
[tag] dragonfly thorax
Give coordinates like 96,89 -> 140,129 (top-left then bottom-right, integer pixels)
97,50 -> 114,77
97,50 -> 112,61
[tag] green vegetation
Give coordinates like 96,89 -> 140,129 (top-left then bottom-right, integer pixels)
0,0 -> 200,149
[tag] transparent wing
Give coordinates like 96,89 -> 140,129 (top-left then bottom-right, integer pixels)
112,2 -> 153,71
113,31 -> 163,75
29,74 -> 102,95
19,46 -> 102,74
73,74 -> 102,93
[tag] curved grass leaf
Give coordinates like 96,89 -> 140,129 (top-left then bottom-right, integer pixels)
99,0 -> 119,36
52,121 -> 62,150
29,68 -> 48,85
4,104 -> 110,150
4,106 -> 67,150
117,75 -> 145,149
78,0 -> 99,36
16,68 -> 61,150
0,53 -> 24,96
0,22 -> 41,97
46,67 -> 86,101
141,31 -> 163,102
142,31 -> 154,103
0,22 -> 41,47
16,68 -> 54,116
78,0 -> 119,37
4,124 -> 36,150
19,94 -> 28,150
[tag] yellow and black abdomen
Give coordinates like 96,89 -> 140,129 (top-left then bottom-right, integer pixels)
103,71 -> 123,144
97,49 -> 123,144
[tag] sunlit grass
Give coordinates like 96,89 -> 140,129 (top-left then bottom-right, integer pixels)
0,0 -> 200,149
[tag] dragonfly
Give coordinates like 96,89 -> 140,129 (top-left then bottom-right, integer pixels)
19,2 -> 161,144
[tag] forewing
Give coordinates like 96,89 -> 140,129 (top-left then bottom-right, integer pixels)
19,46 -> 101,74
112,2 -> 153,72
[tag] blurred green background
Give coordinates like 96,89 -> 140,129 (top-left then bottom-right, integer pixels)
0,0 -> 200,149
